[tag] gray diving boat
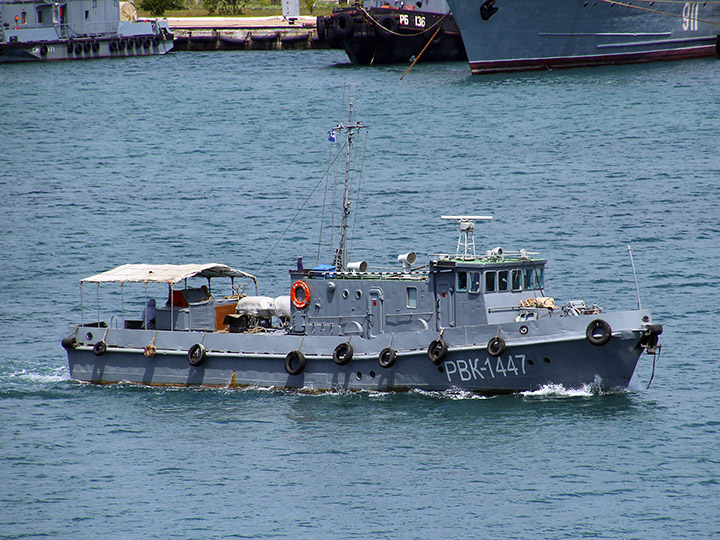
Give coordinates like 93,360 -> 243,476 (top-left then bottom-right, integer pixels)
0,0 -> 173,63
444,0 -> 720,74
63,102 -> 662,393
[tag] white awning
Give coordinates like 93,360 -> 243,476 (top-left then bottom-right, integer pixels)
81,263 -> 257,285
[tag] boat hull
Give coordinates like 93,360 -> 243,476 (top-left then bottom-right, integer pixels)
65,310 -> 652,393
0,20 -> 173,63
445,0 -> 720,74
319,7 -> 466,65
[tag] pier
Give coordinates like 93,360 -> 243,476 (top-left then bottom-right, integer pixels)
167,16 -> 330,51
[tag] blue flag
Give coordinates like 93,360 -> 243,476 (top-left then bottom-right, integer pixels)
328,130 -> 336,143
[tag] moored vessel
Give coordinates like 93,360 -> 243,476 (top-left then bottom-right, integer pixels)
317,0 -> 465,64
62,101 -> 662,394
444,0 -> 720,74
0,0 -> 173,63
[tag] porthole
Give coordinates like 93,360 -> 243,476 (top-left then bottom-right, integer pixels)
543,357 -> 551,364
356,371 -> 363,380
369,371 -> 376,379
342,289 -> 349,299
355,290 -> 362,300
527,359 -> 535,366
437,365 -> 445,373
519,325 -> 529,335
86,332 -> 93,340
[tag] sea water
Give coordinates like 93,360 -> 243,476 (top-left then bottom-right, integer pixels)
1,50 -> 719,539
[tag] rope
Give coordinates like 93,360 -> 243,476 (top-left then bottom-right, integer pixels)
599,0 -> 720,26
358,5 -> 450,38
647,345 -> 661,389
401,16 -> 446,80
253,141 -> 346,277
144,331 -> 158,357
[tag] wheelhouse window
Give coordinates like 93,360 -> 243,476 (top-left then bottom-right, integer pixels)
524,268 -> 534,290
485,271 -> 496,292
456,271 -> 468,292
511,270 -> 522,291
406,287 -> 417,309
469,272 -> 481,293
498,271 -> 509,291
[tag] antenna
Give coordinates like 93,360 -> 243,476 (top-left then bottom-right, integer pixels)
331,99 -> 368,272
627,245 -> 642,309
441,215 -> 493,260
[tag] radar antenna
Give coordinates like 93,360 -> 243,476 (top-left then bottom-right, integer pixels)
441,215 -> 493,260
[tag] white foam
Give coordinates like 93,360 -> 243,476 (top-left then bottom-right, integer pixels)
9,368 -> 69,384
521,382 -> 597,398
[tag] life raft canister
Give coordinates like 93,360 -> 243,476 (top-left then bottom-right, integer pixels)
291,280 -> 311,309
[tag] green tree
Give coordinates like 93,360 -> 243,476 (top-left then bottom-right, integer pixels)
202,0 -> 247,15
139,0 -> 184,16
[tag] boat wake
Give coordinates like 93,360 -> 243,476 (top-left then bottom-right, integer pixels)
520,379 -> 631,398
7,367 -> 70,385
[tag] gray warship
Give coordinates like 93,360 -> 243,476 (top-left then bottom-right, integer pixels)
0,0 -> 173,63
444,0 -> 720,74
63,102 -> 662,393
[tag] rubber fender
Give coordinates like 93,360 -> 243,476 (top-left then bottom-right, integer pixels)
285,350 -> 306,376
378,347 -> 397,368
377,14 -> 398,36
333,342 -> 353,366
487,336 -> 506,357
188,343 -> 207,366
316,16 -> 327,40
586,319 -> 612,346
334,12 -> 355,39
428,337 -> 448,365
93,341 -> 107,356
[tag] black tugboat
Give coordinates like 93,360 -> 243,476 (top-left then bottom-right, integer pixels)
317,0 -> 465,65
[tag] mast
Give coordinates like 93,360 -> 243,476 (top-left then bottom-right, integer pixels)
331,99 -> 367,272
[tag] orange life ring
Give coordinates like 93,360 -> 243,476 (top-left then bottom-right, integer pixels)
290,280 -> 311,309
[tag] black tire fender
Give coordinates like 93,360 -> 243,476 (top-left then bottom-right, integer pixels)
487,336 -> 506,357
586,319 -> 612,346
334,12 -> 355,39
188,343 -> 207,366
427,337 -> 448,365
377,14 -> 398,36
285,350 -> 306,376
93,340 -> 107,356
316,16 -> 327,40
332,342 -> 353,366
378,347 -> 397,369
62,336 -> 77,349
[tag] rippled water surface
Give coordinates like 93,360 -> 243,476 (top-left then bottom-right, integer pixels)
1,51 -> 719,539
